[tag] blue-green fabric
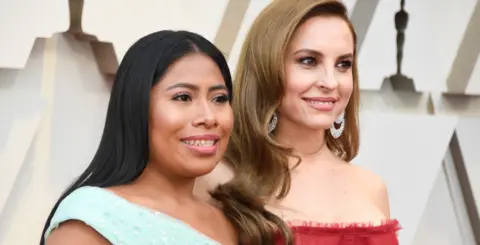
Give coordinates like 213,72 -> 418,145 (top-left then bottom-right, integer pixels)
44,186 -> 220,245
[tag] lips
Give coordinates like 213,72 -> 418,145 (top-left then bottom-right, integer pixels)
181,134 -> 219,143
302,96 -> 337,102
302,97 -> 337,112
181,139 -> 217,147
180,134 -> 220,155
303,99 -> 335,105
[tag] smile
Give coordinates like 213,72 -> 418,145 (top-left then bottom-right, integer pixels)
302,97 -> 337,112
181,139 -> 217,147
304,99 -> 335,105
180,134 -> 220,156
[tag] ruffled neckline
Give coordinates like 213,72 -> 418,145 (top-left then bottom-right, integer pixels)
287,219 -> 401,234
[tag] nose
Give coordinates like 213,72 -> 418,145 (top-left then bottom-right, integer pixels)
315,65 -> 339,90
191,101 -> 218,129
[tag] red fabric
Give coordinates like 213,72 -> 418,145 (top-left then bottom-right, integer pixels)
276,219 -> 401,245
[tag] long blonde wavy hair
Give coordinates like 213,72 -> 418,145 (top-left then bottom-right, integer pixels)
211,1 -> 360,244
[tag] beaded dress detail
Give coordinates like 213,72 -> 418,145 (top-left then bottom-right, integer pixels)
45,186 -> 220,245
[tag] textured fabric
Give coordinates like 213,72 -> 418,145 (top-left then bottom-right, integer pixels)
276,220 -> 401,245
45,186 -> 220,245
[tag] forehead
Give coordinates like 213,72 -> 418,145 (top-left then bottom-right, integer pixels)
288,15 -> 354,54
157,53 -> 224,87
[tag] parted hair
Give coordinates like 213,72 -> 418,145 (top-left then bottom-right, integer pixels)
210,0 -> 360,244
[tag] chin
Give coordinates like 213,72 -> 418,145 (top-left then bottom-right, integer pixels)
307,124 -> 331,131
302,119 -> 333,131
182,160 -> 218,178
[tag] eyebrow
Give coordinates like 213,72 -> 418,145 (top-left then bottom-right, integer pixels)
166,82 -> 228,92
293,48 -> 354,60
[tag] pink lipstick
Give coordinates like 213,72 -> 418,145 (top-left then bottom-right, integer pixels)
180,134 -> 219,156
302,97 -> 337,111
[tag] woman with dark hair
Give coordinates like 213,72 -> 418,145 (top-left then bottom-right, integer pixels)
41,30 -> 238,245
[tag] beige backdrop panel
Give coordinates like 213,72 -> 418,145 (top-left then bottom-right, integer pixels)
0,35 -> 110,245
82,0 -> 229,62
0,0 -> 69,68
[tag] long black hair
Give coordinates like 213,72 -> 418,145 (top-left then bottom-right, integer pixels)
40,30 -> 232,244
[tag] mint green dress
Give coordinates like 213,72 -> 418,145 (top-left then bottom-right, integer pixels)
44,186 -> 221,245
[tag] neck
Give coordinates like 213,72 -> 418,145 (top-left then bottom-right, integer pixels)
275,117 -> 328,158
133,162 -> 197,204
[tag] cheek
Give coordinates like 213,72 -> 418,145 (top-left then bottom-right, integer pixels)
284,66 -> 315,97
150,104 -> 185,140
338,77 -> 354,104
282,66 -> 314,111
218,106 -> 234,137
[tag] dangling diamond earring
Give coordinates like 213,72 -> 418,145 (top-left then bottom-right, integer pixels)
268,112 -> 278,133
330,111 -> 345,138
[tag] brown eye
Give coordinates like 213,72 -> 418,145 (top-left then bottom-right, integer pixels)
213,94 -> 229,104
172,93 -> 191,102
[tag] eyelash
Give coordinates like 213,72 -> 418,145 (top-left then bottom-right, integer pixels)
338,60 -> 353,70
213,94 -> 230,103
172,93 -> 191,102
298,56 -> 353,72
299,56 -> 317,66
172,93 -> 230,103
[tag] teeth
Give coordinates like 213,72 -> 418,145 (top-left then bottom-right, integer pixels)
182,140 -> 215,147
306,100 -> 334,105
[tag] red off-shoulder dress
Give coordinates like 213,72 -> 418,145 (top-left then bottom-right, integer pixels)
276,219 -> 401,245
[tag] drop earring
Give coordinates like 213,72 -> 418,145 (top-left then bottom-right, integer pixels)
330,111 -> 345,138
268,112 -> 278,133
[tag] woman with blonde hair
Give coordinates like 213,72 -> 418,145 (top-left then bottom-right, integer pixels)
204,0 -> 401,244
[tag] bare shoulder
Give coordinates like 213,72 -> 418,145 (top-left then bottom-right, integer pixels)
194,161 -> 234,201
346,164 -> 391,218
46,220 -> 110,245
